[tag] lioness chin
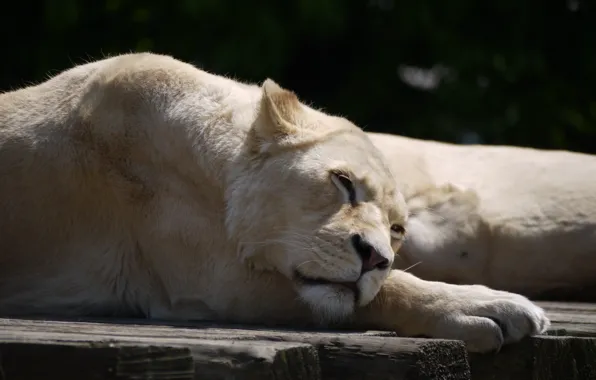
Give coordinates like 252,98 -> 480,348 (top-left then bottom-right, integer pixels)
0,52 -> 548,353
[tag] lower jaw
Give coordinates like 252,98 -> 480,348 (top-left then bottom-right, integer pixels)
296,279 -> 360,304
337,283 -> 360,305
299,283 -> 359,319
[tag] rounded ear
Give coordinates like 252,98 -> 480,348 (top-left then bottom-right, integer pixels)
253,79 -> 304,143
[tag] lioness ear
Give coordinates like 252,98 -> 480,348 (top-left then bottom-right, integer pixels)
254,79 -> 304,142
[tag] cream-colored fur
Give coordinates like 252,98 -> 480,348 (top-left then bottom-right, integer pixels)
369,132 -> 596,299
0,53 -> 548,353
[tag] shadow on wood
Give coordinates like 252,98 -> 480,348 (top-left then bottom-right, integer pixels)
0,339 -> 320,380
0,318 -> 471,380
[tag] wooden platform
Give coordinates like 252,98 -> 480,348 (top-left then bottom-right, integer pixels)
0,302 -> 594,380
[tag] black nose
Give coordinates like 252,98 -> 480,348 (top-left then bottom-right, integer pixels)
351,234 -> 390,274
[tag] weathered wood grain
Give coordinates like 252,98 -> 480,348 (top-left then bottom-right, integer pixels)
467,302 -> 596,380
538,301 -> 596,337
0,318 -> 471,380
0,334 -> 320,380
0,342 -> 193,380
538,301 -> 596,313
2,301 -> 596,380
469,335 -> 596,380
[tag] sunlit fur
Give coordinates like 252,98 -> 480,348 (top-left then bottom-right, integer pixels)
369,132 -> 596,299
0,53 -> 549,353
0,53 -> 404,322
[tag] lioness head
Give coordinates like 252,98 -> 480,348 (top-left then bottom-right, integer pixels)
226,79 -> 407,323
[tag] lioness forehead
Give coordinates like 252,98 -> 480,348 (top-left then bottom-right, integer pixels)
319,129 -> 392,176
285,108 -> 406,219
304,128 -> 406,219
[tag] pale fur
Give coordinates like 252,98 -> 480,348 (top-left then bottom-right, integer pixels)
368,132 -> 596,299
0,53 -> 548,353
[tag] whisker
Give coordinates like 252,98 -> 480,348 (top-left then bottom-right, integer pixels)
402,261 -> 422,272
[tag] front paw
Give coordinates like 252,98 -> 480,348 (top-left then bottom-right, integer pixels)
425,284 -> 550,353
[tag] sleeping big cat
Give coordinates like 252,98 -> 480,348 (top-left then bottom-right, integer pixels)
0,53 -> 548,353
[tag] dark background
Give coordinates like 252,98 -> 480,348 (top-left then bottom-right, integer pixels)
2,0 -> 595,153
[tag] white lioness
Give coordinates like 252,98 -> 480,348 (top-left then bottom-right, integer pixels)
0,52 -> 548,353
369,133 -> 596,300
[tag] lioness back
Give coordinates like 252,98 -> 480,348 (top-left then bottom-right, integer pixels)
368,132 -> 596,298
0,54 -> 205,315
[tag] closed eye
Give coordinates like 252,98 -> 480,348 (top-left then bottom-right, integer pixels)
390,224 -> 405,240
330,171 -> 356,204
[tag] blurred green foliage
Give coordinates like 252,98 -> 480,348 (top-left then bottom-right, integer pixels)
1,0 -> 595,152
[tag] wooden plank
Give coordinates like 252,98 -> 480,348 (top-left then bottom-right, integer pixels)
0,342 -> 193,380
0,334 -> 319,380
537,301 -> 596,314
297,334 -> 470,380
537,301 -> 596,337
469,336 -> 596,380
546,312 -> 596,324
3,303 -> 596,380
467,301 -> 596,379
0,318 -> 471,380
177,340 -> 319,380
546,324 -> 596,338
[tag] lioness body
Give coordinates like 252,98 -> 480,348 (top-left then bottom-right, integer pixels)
369,133 -> 596,298
0,53 -> 548,352
0,54 -> 298,320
